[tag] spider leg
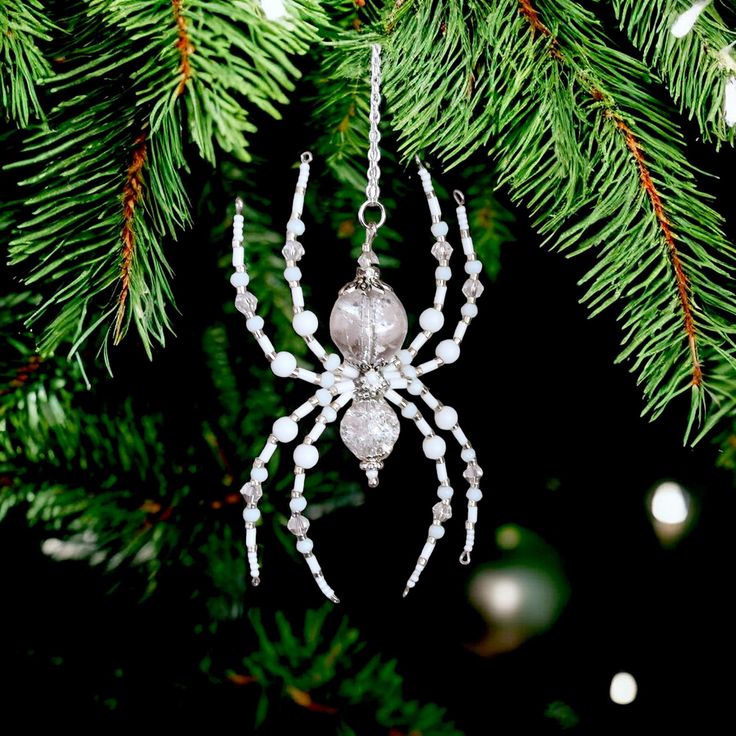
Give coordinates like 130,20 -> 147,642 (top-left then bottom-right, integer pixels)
383,388 -> 452,596
398,157 -> 454,365
241,387 -> 336,586
396,373 -> 483,566
280,152 -> 342,377
287,388 -> 354,603
398,187 -> 484,379
229,198 -> 336,391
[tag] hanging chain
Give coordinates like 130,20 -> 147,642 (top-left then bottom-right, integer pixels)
358,43 -> 386,231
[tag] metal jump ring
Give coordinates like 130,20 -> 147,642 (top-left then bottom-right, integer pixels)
358,201 -> 386,229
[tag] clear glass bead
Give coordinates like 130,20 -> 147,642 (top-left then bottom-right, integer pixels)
432,501 -> 452,522
240,481 -> 263,503
329,282 -> 408,366
287,514 -> 310,536
462,278 -> 484,299
463,463 -> 484,484
431,241 -> 453,261
282,240 -> 305,261
235,291 -> 258,314
340,398 -> 400,461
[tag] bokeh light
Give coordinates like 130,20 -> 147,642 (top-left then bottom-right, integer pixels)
609,672 -> 637,705
648,480 -> 695,546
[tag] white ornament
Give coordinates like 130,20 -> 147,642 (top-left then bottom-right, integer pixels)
227,44 -> 484,602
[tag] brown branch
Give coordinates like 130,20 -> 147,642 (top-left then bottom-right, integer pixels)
0,355 -> 43,396
517,0 -> 702,386
172,0 -> 193,96
114,131 -> 148,345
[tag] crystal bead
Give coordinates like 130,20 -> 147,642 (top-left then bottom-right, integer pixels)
287,514 -> 310,536
240,481 -> 263,503
329,282 -> 408,365
340,398 -> 400,461
463,463 -> 484,485
235,291 -> 258,314
431,241 -> 453,261
432,501 -> 452,522
282,240 -> 305,261
358,250 -> 379,268
462,278 -> 484,299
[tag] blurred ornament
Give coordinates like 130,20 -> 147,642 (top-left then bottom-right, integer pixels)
467,525 -> 569,656
647,480 -> 695,547
609,672 -> 637,705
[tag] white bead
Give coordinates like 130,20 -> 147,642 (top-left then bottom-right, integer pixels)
320,372 -> 335,388
273,416 -> 299,442
461,447 -> 476,462
435,405 -> 458,430
251,466 -> 268,482
435,266 -> 452,281
461,303 -> 478,318
465,260 -> 482,274
429,524 -> 445,539
316,388 -> 332,406
284,266 -> 302,282
408,379 -> 423,396
397,349 -> 413,365
324,353 -> 341,371
423,435 -> 446,459
233,214 -> 244,224
402,365 -> 417,379
419,308 -> 444,333
293,310 -> 318,336
246,316 -> 264,333
271,351 -> 297,377
294,443 -> 319,469
296,538 -> 313,554
287,219 -> 305,235
401,402 -> 418,418
437,486 -> 454,500
431,222 -> 449,237
232,247 -> 245,267
289,496 -> 307,512
436,340 -> 460,364
467,488 -> 483,502
469,506 -> 478,522
243,508 -> 261,522
321,406 -> 337,422
230,271 -> 249,287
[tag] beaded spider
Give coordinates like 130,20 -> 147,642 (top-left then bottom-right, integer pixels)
229,154 -> 484,602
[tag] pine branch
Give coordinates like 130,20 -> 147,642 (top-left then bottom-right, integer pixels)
363,0 -> 736,436
7,0 -> 323,360
228,607 -> 461,734
610,0 -> 736,148
0,0 -> 53,127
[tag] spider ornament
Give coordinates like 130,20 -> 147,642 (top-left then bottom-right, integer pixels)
228,46 -> 484,602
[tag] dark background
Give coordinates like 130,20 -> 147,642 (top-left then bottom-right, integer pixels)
2,28 -> 736,734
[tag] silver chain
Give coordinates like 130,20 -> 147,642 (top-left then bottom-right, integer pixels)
365,43 -> 382,204
358,43 -> 386,231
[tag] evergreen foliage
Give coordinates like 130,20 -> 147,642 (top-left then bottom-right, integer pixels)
2,0 -> 736,727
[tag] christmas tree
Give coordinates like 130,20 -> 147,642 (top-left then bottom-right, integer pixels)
2,0 -> 735,730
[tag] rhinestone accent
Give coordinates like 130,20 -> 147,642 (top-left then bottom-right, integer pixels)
463,463 -> 484,485
462,278 -> 484,299
240,481 -> 263,503
431,241 -> 453,261
287,514 -> 310,535
432,501 -> 452,522
235,291 -> 258,314
282,240 -> 305,261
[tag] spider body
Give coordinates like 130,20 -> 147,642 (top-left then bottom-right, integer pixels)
230,154 -> 484,601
